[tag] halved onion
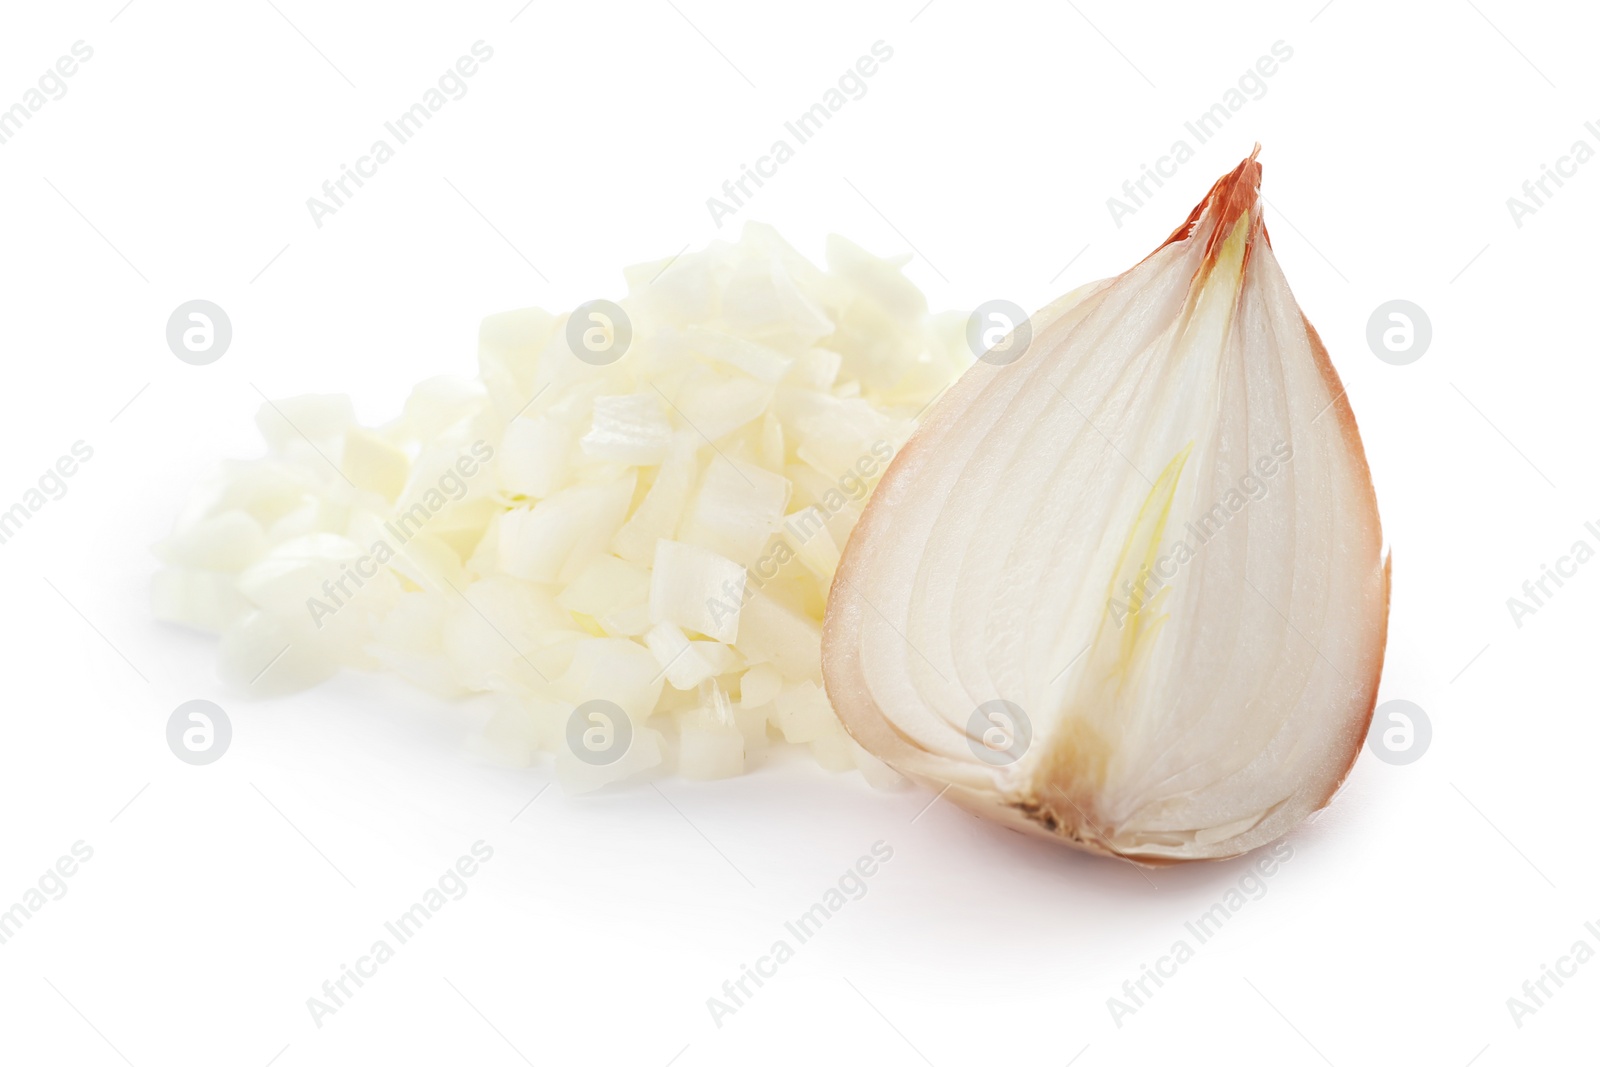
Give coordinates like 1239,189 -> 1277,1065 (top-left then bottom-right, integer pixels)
822,150 -> 1389,862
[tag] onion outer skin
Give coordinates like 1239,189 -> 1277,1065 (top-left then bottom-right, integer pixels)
822,152 -> 1390,864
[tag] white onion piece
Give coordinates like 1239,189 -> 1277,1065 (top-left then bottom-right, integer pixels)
498,476 -> 636,583
581,393 -> 673,465
823,152 -> 1389,861
499,417 -> 573,499
678,459 -> 791,567
649,539 -> 745,643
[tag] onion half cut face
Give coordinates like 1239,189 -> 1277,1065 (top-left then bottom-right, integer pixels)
822,151 -> 1390,863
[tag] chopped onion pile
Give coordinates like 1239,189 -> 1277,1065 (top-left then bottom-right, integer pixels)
154,225 -> 966,791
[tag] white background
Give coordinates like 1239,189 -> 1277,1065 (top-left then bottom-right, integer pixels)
0,1 -> 1594,1064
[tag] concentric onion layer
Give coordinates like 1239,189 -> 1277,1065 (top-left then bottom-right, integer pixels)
822,153 -> 1389,862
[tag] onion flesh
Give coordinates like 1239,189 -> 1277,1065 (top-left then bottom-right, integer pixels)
154,224 -> 966,788
822,151 -> 1389,862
